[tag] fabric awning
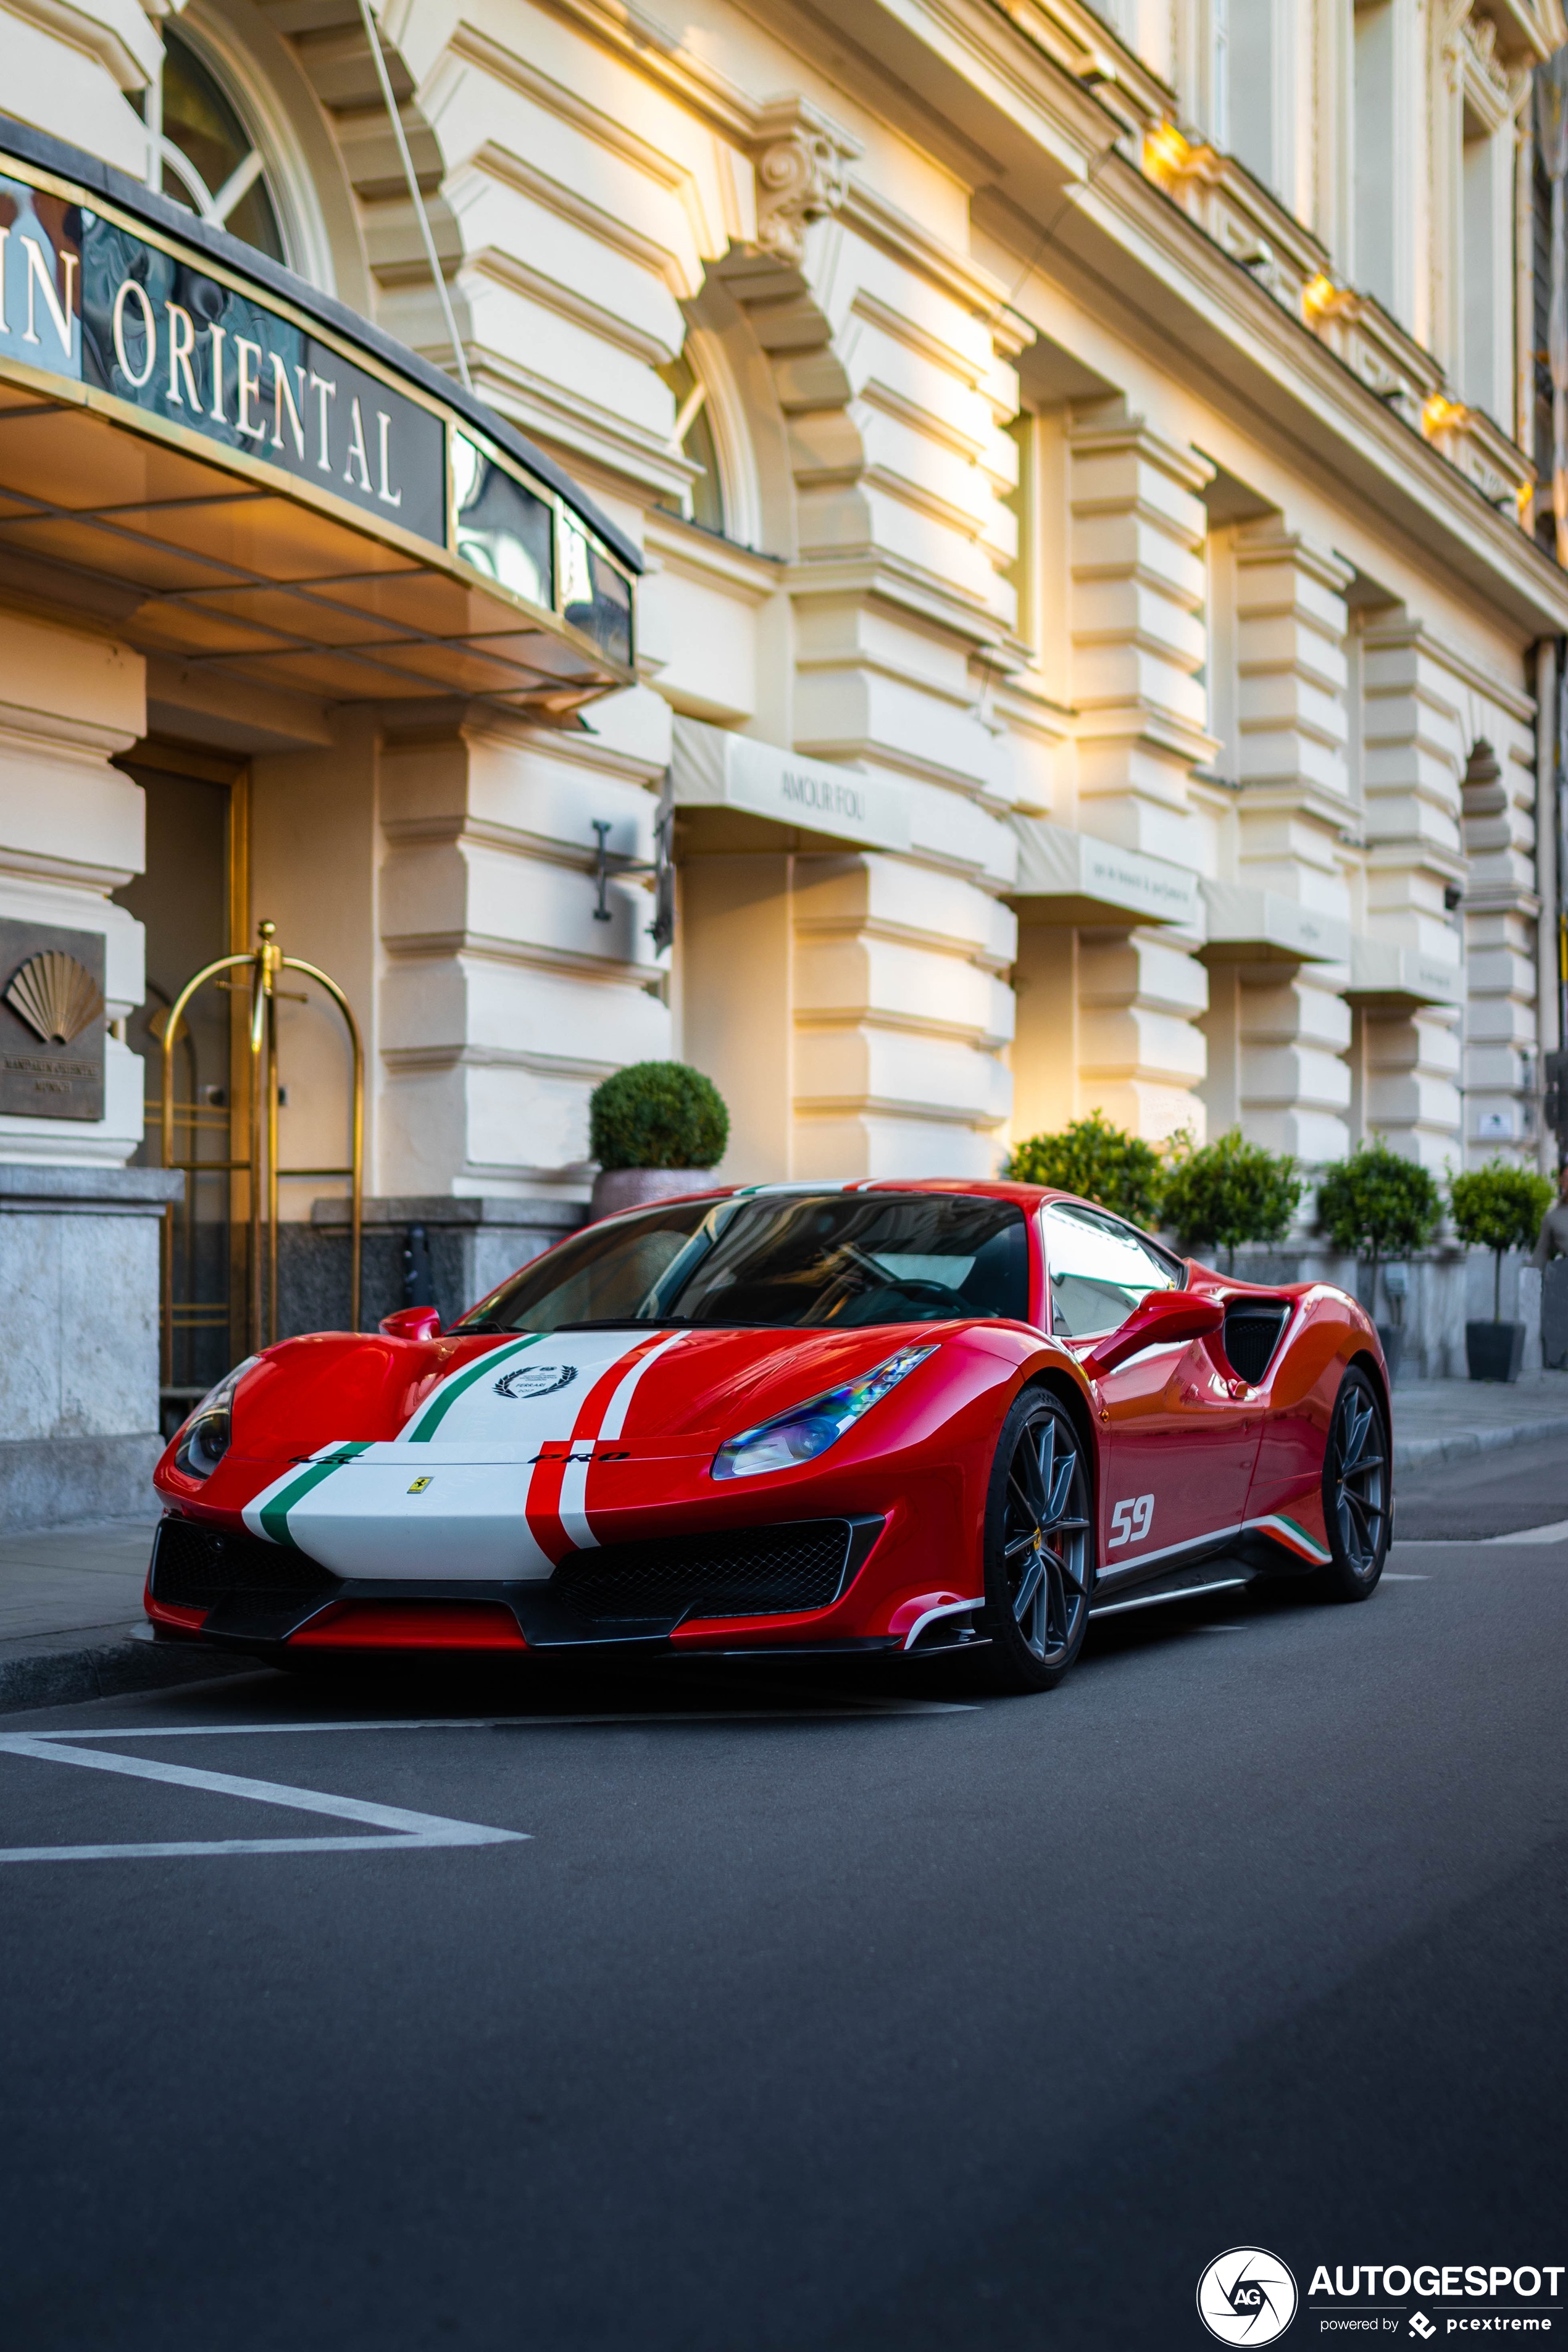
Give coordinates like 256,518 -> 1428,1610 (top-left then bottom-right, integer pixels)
1007,817 -> 1201,929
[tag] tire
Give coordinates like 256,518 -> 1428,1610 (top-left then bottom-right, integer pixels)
1318,1366 -> 1391,1601
981,1386 -> 1095,1693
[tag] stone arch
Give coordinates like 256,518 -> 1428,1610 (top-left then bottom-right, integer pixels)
247,0 -> 464,362
177,0 -> 361,298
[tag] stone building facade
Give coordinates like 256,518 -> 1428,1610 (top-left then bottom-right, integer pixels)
1,0 -> 1566,1517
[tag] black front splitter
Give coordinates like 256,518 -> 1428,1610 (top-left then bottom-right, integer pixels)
157,1578 -> 903,1663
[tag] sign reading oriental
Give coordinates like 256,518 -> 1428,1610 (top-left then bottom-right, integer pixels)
0,140 -> 636,707
85,217 -> 449,543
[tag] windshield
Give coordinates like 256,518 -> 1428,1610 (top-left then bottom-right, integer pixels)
453,1192 -> 1031,1334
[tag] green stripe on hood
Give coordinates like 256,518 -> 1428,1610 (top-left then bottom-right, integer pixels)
406,1335 -> 543,1441
259,1443 -> 371,1548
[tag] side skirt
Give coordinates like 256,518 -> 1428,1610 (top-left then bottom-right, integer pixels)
1088,1516 -> 1332,1617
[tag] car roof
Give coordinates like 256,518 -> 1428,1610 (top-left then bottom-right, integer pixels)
607,1178 -> 1103,1214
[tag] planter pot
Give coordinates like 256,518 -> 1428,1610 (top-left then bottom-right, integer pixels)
1465,1320 -> 1525,1383
1376,1324 -> 1405,1383
590,1167 -> 720,1220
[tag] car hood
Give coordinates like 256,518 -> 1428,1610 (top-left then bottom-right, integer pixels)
225,1320 -> 964,1465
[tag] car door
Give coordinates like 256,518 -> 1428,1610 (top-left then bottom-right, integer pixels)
1041,1203 -> 1262,1592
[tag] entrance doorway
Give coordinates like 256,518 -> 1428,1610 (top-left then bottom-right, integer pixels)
113,745 -> 249,1433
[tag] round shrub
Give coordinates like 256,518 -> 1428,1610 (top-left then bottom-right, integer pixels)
588,1061 -> 729,1172
1161,1127 -> 1301,1269
1316,1140 -> 1440,1322
1449,1159 -> 1554,1321
1004,1110 -> 1165,1226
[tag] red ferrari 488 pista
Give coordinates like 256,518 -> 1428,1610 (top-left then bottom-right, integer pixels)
146,1180 -> 1391,1693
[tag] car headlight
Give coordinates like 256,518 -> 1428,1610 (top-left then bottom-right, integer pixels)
711,1343 -> 937,1480
172,1357 -> 259,1480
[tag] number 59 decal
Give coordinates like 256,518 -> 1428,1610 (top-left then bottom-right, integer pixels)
1108,1494 -> 1154,1548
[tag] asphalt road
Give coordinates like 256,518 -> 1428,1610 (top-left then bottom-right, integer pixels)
2,1443 -> 1564,2352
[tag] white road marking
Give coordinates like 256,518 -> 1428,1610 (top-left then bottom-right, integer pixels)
0,1731 -> 527,1865
0,1700 -> 969,1864
1382,1572 -> 1430,1580
1395,1520 -> 1568,1549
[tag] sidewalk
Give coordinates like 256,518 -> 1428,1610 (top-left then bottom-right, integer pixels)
2,1370 -> 1564,1712
1389,1370 -> 1568,1468
0,1516 -> 249,1712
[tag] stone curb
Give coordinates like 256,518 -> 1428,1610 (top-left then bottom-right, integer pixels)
1392,1414 -> 1568,1474
0,1633 -> 255,1717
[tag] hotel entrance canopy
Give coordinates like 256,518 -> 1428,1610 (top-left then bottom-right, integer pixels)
0,122 -> 639,722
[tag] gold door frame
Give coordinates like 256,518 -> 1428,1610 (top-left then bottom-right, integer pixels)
160,919 -> 364,1367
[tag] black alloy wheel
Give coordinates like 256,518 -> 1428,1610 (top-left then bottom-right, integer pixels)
1319,1366 -> 1391,1601
982,1387 -> 1095,1692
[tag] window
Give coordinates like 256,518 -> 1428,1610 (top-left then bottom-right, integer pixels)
656,352 -> 725,533
1461,98 -> 1512,423
1228,0 -> 1272,191
1353,0 -> 1407,323
152,30 -> 285,264
1042,1203 -> 1180,1338
453,1192 -> 1031,1332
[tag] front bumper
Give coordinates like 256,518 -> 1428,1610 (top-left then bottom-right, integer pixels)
144,1511 -> 915,1658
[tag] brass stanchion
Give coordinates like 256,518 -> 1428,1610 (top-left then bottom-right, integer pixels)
161,919 -> 364,1353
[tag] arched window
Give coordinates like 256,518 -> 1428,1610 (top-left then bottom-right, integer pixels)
656,352 -> 725,534
153,29 -> 286,265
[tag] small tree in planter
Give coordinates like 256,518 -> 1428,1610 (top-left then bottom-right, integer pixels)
1161,1127 -> 1301,1272
1448,1160 -> 1554,1382
1004,1109 -> 1165,1225
588,1061 -> 729,1219
1316,1140 -> 1441,1378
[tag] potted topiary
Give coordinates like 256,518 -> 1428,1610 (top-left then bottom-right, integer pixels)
1160,1126 -> 1301,1273
1315,1139 -> 1441,1382
588,1060 -> 730,1219
1004,1109 -> 1165,1225
1449,1159 -> 1554,1382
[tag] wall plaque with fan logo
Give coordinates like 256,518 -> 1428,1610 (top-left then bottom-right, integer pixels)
0,919 -> 106,1120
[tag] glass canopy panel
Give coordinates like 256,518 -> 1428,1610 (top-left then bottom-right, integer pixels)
452,433 -> 554,610
561,511 -> 633,667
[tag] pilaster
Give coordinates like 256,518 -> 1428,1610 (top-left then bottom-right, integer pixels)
1055,411 -> 1216,1145
0,604 -> 147,1169
372,700 -> 672,1198
1224,521 -> 1357,1161
1356,611 -> 1472,1167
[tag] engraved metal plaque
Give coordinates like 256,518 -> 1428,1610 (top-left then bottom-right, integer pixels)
0,919 -> 106,1120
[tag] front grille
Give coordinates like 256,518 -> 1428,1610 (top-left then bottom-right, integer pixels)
551,1520 -> 855,1625
150,1517 -> 336,1611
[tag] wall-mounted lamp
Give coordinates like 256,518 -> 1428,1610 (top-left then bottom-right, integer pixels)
590,790 -> 675,951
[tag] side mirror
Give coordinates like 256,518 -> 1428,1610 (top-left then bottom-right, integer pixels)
380,1306 -> 441,1341
1084,1288 -> 1224,1380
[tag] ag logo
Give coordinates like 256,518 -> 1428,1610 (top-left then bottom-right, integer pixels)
1196,2248 -> 1298,2344
494,1362 -> 577,1400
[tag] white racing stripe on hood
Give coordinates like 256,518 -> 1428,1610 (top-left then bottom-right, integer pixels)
395,1328 -> 652,1454
239,1330 -> 661,1582
557,1329 -> 688,1550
